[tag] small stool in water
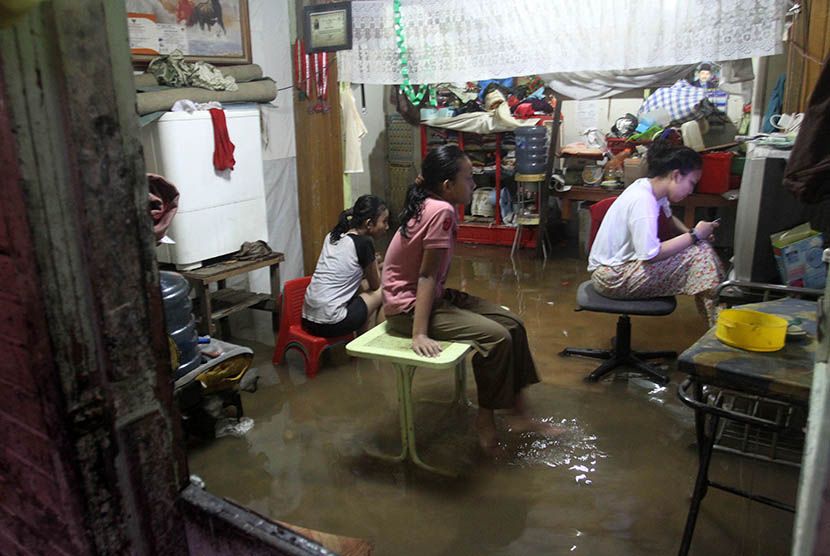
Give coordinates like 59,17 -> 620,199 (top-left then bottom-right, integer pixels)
346,322 -> 472,476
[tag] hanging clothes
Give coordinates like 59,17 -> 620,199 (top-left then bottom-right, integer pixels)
761,73 -> 786,133
340,82 -> 368,174
209,108 -> 236,171
783,52 -> 830,204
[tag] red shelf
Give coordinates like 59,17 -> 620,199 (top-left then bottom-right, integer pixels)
457,222 -> 537,248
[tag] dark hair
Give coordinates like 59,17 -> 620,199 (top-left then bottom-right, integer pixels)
399,145 -> 468,238
646,139 -> 702,179
329,194 -> 387,243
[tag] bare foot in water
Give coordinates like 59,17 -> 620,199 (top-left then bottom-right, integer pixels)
505,391 -> 567,438
504,415 -> 568,439
475,410 -> 500,451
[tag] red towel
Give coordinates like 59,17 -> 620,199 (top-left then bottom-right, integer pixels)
209,108 -> 235,171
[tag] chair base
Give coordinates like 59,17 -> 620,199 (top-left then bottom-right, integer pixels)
560,314 -> 675,385
561,347 -> 674,385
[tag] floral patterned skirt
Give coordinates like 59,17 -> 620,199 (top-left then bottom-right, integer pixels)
591,242 -> 725,326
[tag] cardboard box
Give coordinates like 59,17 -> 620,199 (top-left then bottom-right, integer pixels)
623,157 -> 647,187
771,224 -> 827,289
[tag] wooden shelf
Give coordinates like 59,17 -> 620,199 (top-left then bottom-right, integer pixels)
181,252 -> 284,338
553,186 -> 737,228
458,221 -> 537,248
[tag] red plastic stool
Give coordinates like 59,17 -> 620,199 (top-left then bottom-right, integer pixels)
272,276 -> 354,378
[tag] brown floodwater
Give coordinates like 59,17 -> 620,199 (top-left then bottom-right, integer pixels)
187,244 -> 800,555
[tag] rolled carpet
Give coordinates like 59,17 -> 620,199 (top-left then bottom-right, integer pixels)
136,78 -> 277,115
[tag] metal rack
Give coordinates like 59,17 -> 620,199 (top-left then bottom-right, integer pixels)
707,387 -> 806,467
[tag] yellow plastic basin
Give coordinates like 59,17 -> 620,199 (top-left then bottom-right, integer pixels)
715,309 -> 787,352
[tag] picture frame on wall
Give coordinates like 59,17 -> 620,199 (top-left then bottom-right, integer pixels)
303,1 -> 352,54
126,0 -> 252,65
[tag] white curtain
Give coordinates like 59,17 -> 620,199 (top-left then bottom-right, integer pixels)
338,0 -> 788,85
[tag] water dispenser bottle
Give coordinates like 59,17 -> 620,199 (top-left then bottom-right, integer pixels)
515,126 -> 548,175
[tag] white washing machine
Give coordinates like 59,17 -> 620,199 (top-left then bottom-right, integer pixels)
141,104 -> 268,269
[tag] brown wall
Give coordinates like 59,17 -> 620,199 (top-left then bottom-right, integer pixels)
0,3 -> 331,554
293,1 -> 345,275
0,2 -> 191,552
293,63 -> 345,275
0,55 -> 92,556
785,0 -> 830,112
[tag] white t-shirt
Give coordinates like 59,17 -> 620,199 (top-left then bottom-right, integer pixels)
587,178 -> 672,271
303,233 -> 374,324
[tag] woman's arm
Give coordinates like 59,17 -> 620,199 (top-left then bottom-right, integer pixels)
671,215 -> 689,235
651,220 -> 719,261
364,257 -> 381,290
411,248 -> 445,357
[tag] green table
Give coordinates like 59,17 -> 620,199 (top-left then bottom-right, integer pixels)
678,297 -> 816,404
676,297 -> 816,555
346,322 -> 472,476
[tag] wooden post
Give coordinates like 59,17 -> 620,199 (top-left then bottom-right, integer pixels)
539,97 -> 563,257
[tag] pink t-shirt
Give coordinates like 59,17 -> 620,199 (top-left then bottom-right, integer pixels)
382,196 -> 458,316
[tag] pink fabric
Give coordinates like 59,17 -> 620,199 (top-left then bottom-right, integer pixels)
147,173 -> 179,243
382,197 -> 458,315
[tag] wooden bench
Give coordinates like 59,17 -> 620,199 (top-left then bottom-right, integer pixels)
346,322 -> 472,476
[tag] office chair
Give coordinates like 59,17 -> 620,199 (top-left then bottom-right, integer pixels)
560,196 -> 677,385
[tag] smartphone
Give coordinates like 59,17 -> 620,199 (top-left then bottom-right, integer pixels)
712,218 -> 721,224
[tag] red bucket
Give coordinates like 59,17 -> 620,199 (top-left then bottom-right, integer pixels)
697,152 -> 735,194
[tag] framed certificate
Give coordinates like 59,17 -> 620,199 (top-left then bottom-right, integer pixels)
303,2 -> 352,54
126,0 -> 252,65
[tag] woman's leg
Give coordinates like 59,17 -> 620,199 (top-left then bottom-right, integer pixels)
357,288 -> 383,333
386,290 -> 556,448
386,297 -> 514,449
592,243 -> 725,325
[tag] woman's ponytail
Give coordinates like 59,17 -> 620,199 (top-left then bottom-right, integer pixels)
399,182 -> 430,238
328,196 -> 387,243
329,208 -> 354,243
399,144 -> 467,238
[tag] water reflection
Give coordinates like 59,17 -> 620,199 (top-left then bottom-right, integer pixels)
186,245 -> 800,556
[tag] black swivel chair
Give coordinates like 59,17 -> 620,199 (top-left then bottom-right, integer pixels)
560,281 -> 677,384
560,197 -> 677,385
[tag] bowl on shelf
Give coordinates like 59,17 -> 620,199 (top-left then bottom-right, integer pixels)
582,165 -> 604,186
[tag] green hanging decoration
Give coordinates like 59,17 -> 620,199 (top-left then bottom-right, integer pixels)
393,0 -> 436,107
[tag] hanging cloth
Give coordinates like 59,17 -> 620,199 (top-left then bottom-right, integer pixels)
783,52 -> 830,204
761,73 -> 786,133
341,82 -> 368,173
209,109 -> 236,171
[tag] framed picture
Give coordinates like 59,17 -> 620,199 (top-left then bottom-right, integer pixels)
126,0 -> 252,65
303,1 -> 352,54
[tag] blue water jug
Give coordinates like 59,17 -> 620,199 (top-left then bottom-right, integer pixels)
515,126 -> 548,174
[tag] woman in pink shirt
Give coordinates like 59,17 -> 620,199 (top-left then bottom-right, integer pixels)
382,145 -> 554,450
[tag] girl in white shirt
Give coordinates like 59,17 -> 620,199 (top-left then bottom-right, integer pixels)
588,140 -> 725,326
303,195 -> 389,337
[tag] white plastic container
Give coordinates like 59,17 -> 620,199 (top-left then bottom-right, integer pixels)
681,120 -> 705,151
141,105 -> 268,269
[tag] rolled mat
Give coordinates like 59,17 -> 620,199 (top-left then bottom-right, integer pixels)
136,78 -> 277,115
134,64 -> 264,89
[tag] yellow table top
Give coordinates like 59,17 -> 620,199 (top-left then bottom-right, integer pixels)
346,322 -> 471,369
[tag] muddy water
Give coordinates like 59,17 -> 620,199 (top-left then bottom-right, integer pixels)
187,244 -> 800,555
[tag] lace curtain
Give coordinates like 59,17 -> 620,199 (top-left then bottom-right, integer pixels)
337,0 -> 788,84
